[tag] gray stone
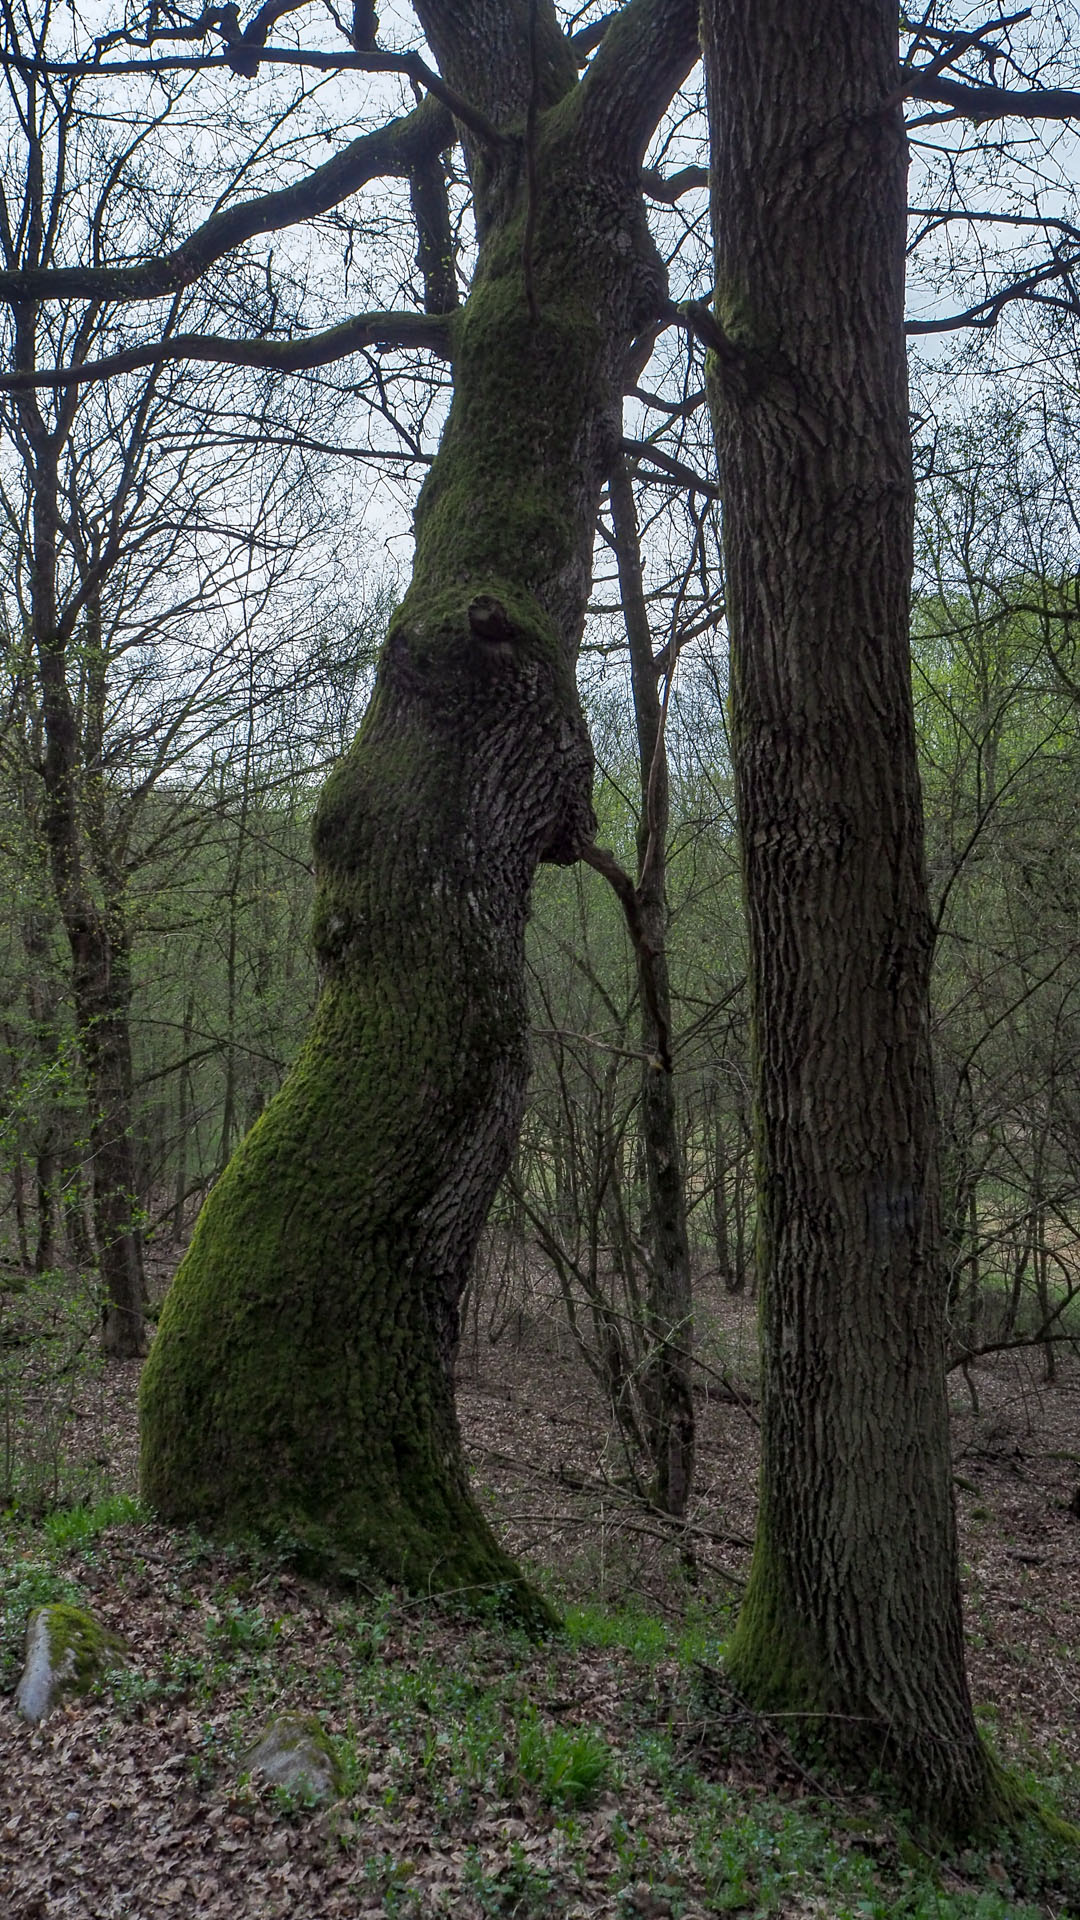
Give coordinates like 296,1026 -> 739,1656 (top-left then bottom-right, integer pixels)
243,1713 -> 342,1803
15,1604 -> 127,1723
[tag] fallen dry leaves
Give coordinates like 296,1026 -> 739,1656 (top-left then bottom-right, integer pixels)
0,1275 -> 1076,1918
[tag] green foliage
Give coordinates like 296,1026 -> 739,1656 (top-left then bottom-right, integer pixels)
0,1269 -> 106,1512
42,1493 -> 144,1550
2,1488 -> 1072,1916
515,1707 -> 610,1807
0,1032 -> 85,1164
564,1601 -> 670,1662
206,1599 -> 283,1653
464,1840 -> 557,1916
628,1735 -> 1058,1919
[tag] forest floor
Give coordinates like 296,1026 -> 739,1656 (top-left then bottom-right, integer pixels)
0,1257 -> 1078,1919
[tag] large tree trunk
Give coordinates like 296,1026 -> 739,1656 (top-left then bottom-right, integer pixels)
702,0 -> 1007,1832
139,0 -> 699,1615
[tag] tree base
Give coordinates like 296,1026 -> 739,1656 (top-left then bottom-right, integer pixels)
240,1509 -> 558,1635
720,1629 -> 1071,1846
137,1005 -> 558,1637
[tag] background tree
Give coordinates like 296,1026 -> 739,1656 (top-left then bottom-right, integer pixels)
915,410 -> 1080,1382
0,9 -> 379,1352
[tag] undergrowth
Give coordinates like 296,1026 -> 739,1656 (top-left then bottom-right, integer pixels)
1,1504 -> 1078,1917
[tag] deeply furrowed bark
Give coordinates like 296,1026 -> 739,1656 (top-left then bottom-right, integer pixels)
702,0 -> 1007,1831
139,12 -> 694,1613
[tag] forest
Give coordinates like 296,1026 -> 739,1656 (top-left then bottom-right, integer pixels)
1,2 -> 1079,1915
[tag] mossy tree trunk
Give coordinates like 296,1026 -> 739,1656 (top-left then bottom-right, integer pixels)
140,0 -> 699,1613
702,0 -> 1007,1830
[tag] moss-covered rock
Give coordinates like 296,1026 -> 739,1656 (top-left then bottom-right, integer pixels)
242,1713 -> 343,1804
14,1603 -> 127,1723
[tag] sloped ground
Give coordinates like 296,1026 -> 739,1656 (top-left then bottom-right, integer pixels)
0,1268 -> 1077,1919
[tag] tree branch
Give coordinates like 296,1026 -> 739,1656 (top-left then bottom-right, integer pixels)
10,45 -> 506,146
665,298 -> 756,397
570,13 -> 618,63
0,97 -> 452,308
905,253 -> 1080,335
412,0 -> 577,135
409,151 -> 459,315
578,840 -> 672,1072
641,164 -> 709,204
0,311 -> 452,391
908,73 -> 1080,122
620,435 -> 719,499
577,0 -> 699,168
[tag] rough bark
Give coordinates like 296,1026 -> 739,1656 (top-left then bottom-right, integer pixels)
702,0 -> 1008,1832
139,0 -> 700,1616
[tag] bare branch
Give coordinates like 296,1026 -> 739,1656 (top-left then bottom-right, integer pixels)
578,0 -> 699,168
570,13 -> 618,63
578,840 -> 672,1072
9,45 -> 506,146
900,10 -> 1031,84
906,254 -> 1080,335
908,73 -> 1080,122
620,435 -> 719,499
641,163 -> 708,204
0,96 -> 452,307
0,311 -> 452,391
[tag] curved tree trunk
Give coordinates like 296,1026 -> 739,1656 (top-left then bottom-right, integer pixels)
140,0 -> 699,1615
702,0 -> 1008,1830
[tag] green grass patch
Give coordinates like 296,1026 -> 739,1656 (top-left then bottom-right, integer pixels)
516,1707 -> 610,1807
563,1600 -> 670,1662
41,1492 -> 145,1550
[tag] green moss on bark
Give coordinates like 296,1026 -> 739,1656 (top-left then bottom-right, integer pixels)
725,1530 -> 1049,1842
139,976 -> 553,1627
139,90 -> 660,1640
